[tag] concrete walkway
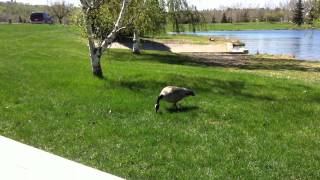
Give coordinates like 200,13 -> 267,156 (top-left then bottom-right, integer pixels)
0,136 -> 123,180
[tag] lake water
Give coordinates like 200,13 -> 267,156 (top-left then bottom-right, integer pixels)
182,30 -> 320,61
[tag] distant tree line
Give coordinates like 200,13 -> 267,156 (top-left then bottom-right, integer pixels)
1,0 -> 320,28
0,1 -> 73,24
198,0 -> 320,25
0,1 -> 44,23
0,0 -> 203,31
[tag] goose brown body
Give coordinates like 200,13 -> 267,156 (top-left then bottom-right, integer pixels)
155,86 -> 195,112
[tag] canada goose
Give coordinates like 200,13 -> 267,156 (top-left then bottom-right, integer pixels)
155,86 -> 195,112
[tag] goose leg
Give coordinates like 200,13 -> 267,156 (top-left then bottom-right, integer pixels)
173,103 -> 178,109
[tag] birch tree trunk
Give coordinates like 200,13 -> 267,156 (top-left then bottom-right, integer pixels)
132,29 -> 141,54
80,0 -> 131,78
84,15 -> 104,78
90,46 -> 103,78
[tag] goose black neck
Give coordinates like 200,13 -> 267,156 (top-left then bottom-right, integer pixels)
157,95 -> 164,104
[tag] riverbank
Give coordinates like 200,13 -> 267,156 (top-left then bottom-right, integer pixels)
111,35 -> 320,81
111,36 -> 320,82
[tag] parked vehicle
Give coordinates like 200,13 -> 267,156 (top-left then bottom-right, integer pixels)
30,12 -> 53,24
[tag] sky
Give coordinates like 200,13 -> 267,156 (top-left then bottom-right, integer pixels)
0,0 -> 287,9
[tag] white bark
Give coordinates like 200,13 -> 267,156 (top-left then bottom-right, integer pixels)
82,2 -> 103,77
80,0 -> 131,77
101,0 -> 131,50
132,29 -> 141,54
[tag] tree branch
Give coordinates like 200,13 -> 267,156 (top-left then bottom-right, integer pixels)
101,0 -> 131,50
80,0 -> 90,8
80,1 -> 97,54
116,26 -> 126,32
92,0 -> 108,9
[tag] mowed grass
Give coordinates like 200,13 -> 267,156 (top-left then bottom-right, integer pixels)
147,34 -> 228,44
1,24 -> 320,179
167,22 -> 320,32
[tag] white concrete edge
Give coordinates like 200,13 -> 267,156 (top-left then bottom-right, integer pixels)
0,136 -> 124,180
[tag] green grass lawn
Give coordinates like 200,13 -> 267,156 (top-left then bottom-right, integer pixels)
1,24 -> 320,179
167,22 -> 319,32
146,34 -> 229,44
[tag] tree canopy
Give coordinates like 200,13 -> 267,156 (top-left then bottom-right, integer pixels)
293,0 -> 304,26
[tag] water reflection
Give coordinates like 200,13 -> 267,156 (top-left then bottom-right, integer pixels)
182,30 -> 320,61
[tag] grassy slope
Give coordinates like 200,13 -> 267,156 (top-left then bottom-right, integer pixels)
1,24 -> 320,179
167,22 -> 319,32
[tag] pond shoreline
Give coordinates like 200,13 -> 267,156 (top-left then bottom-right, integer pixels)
179,30 -> 320,61
168,22 -> 320,32
111,36 -> 250,54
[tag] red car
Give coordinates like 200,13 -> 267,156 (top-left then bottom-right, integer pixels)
30,12 -> 53,24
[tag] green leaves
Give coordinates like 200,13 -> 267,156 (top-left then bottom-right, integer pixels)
124,0 -> 167,36
76,0 -> 167,41
167,0 -> 203,33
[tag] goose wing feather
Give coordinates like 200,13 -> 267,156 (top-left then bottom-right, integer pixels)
160,86 -> 188,103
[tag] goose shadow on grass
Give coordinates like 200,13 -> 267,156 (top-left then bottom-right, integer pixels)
165,105 -> 199,113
